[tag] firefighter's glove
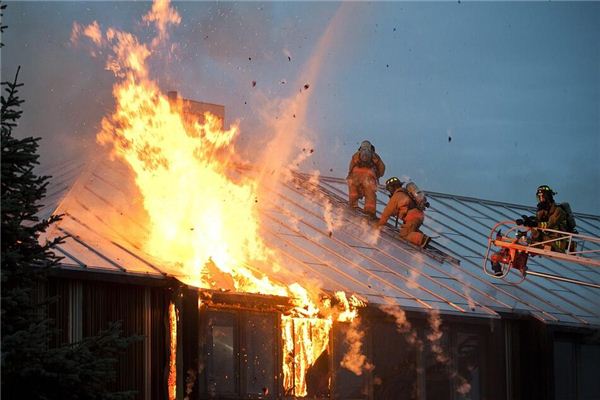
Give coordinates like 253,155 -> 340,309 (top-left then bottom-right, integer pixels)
521,215 -> 537,227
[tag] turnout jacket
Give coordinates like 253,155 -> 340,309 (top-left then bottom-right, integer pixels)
537,202 -> 567,231
348,152 -> 386,179
377,189 -> 418,226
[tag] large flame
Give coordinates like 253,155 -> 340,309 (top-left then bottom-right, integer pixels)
97,79 -> 289,295
73,0 -> 368,396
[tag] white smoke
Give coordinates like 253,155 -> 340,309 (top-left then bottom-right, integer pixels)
340,317 -> 374,375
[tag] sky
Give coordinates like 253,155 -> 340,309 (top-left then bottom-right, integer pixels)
2,1 -> 599,214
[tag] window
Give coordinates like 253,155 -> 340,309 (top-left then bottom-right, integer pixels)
578,344 -> 600,399
372,321 -> 418,400
425,333 -> 451,400
454,333 -> 481,400
206,311 -> 237,395
244,313 -> 277,397
201,309 -> 278,398
554,341 -> 600,400
333,322 -> 367,400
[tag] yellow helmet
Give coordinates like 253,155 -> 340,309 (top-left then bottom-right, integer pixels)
385,177 -> 403,195
536,185 -> 556,202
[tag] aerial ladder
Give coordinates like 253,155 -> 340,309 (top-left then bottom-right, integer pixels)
483,221 -> 600,288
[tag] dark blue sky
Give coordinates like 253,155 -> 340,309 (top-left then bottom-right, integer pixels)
2,1 -> 599,214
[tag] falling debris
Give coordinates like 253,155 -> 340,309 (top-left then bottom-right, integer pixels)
304,83 -> 310,90
448,136 -> 452,142
386,64 -> 389,68
283,48 -> 293,62
281,79 -> 287,84
393,27 -> 397,32
293,114 -> 296,118
248,57 -> 252,61
310,149 -> 314,153
252,80 -> 256,87
329,168 -> 333,172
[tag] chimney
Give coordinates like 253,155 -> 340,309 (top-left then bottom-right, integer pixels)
167,91 -> 178,101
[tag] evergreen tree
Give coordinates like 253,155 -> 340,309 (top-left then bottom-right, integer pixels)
1,4 -> 139,398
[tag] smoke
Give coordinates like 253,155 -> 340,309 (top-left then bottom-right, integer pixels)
254,3 -> 351,186
192,3 -> 276,63
340,317 -> 373,375
378,301 -> 420,348
358,217 -> 381,246
408,252 -> 425,289
306,170 -> 343,235
184,368 -> 197,400
426,309 -> 449,364
378,302 -> 472,397
452,268 -> 477,311
453,372 -> 472,396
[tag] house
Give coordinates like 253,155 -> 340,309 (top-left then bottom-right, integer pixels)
39,99 -> 600,400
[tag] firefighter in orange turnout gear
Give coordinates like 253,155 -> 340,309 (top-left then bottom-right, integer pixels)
377,177 -> 431,248
347,140 -> 386,218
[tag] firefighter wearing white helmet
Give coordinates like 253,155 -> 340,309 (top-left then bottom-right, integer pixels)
346,140 -> 386,218
377,178 -> 431,248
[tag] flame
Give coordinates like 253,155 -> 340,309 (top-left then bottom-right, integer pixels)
168,302 -> 177,400
96,51 -> 292,297
282,316 -> 332,396
334,291 -> 365,322
74,0 -> 369,395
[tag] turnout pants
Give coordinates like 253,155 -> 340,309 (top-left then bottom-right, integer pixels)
348,168 -> 378,216
400,209 -> 428,247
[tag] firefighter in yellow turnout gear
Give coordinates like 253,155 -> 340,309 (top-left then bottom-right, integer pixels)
346,140 -> 385,218
490,185 -> 570,277
377,177 -> 431,248
521,185 -> 570,251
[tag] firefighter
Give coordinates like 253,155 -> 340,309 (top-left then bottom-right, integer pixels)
490,185 -> 568,277
518,185 -> 569,251
346,140 -> 386,218
377,177 -> 431,248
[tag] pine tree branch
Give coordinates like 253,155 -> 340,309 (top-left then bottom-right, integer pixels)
1,66 -> 25,129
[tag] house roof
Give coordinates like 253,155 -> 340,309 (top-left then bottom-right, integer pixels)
41,157 -> 600,328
